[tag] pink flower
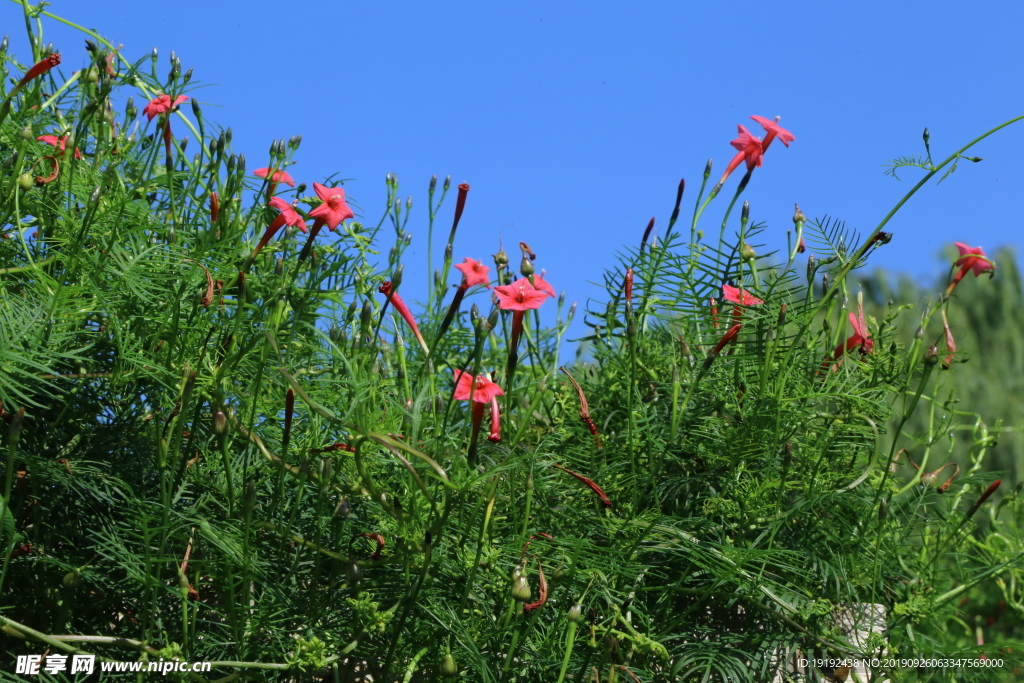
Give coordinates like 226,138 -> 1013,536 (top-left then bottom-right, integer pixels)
750,115 -> 795,152
453,370 -> 504,404
36,134 -> 81,160
143,93 -> 188,121
722,284 -> 763,306
255,167 -> 296,187
533,271 -> 557,298
953,243 -> 995,277
308,182 -> 355,231
455,258 -> 491,288
494,277 -> 549,311
730,125 -> 764,172
269,197 -> 307,233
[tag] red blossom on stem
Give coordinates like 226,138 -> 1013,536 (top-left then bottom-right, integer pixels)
624,269 -> 634,304
966,480 -> 1001,518
209,192 -> 219,223
143,94 -> 188,121
455,257 -> 491,288
722,284 -> 763,307
709,297 -> 719,330
10,53 -> 61,95
379,281 -> 429,354
308,182 -> 355,231
715,125 -> 763,190
254,167 -> 295,186
453,370 -> 505,403
945,242 -> 996,298
495,277 -> 549,383
37,134 -> 81,160
750,115 -> 795,152
533,270 -> 557,298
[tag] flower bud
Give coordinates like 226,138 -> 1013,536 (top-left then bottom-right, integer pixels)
520,255 -> 534,277
444,174 -> 451,191
511,568 -> 532,602
63,570 -> 81,589
429,174 -> 437,193
915,326 -> 924,339
125,96 -> 136,118
741,201 -> 750,222
345,559 -> 363,585
922,127 -> 930,145
275,256 -> 284,277
0,36 -> 7,54
213,411 -> 227,436
236,153 -> 245,175
183,67 -> 193,84
704,158 -> 712,178
793,203 -> 806,225
225,127 -> 233,144
568,604 -> 583,622
227,154 -> 236,171
406,195 -> 413,210
441,654 -> 458,678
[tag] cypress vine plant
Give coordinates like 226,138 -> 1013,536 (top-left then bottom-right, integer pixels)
1,7 -> 1024,683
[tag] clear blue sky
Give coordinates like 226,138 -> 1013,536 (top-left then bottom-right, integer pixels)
5,1 -> 1023,337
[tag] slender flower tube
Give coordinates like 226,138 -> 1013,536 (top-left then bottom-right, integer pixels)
494,277 -> 549,383
703,323 -> 742,370
487,396 -> 502,443
822,294 -> 873,372
944,242 -> 996,299
712,125 -> 763,194
210,191 -> 219,224
437,258 -> 491,342
709,297 -> 719,330
624,269 -> 634,304
7,53 -> 61,98
379,281 -> 429,354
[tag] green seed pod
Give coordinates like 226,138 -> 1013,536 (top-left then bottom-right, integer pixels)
20,125 -> 32,141
568,604 -> 583,622
18,173 -> 33,191
924,345 -> 939,366
63,571 -> 81,589
441,654 -> 458,677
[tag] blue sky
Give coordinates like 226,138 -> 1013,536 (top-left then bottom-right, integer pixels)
4,1 -> 1023,340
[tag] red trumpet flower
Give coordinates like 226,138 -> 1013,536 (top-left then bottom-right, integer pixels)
379,281 -> 429,354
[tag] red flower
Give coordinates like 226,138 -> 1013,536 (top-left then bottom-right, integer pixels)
533,271 -> 557,298
308,182 -> 355,231
722,284 -> 763,306
143,93 -> 188,121
455,257 -> 491,288
36,134 -> 81,160
254,167 -> 296,187
730,125 -> 764,171
953,243 -> 996,277
750,115 -> 795,152
269,197 -> 307,234
944,243 -> 996,299
494,277 -> 549,311
453,370 -> 504,404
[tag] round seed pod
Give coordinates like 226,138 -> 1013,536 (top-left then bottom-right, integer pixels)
511,567 -> 531,603
345,559 -> 363,585
568,604 -> 583,623
441,654 -> 458,678
62,571 -> 81,589
18,173 -> 33,191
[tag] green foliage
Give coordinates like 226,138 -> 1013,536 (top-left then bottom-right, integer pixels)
1,8 -> 1023,683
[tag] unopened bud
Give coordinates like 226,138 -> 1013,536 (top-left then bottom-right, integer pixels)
568,604 -> 583,622
488,307 -> 499,329
275,256 -> 284,277
741,201 -> 749,222
125,96 -> 136,119
443,174 -> 451,191
236,153 -> 245,174
151,46 -> 158,63
225,127 -> 233,144
922,127 -> 930,145
470,303 -> 481,321
915,326 -> 924,339
429,174 -> 437,192
511,568 -> 532,602
558,291 -> 565,307
0,36 -> 7,54
441,654 -> 458,678
213,411 -> 227,436
289,134 -> 302,149
227,154 -> 236,171
924,345 -> 939,366
345,559 -> 363,585
704,158 -> 712,178
404,232 -> 412,246
520,255 -> 534,277
406,195 -> 413,210
182,66 -> 193,84
793,203 -> 806,225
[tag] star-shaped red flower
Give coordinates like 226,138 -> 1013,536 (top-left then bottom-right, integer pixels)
37,134 -> 81,160
255,168 -> 296,187
269,197 -> 307,234
453,370 -> 504,404
750,115 -> 795,150
953,243 -> 996,277
455,258 -> 491,288
494,277 -> 549,311
722,284 -> 763,306
308,182 -> 355,231
729,125 -> 764,171
143,93 -> 188,121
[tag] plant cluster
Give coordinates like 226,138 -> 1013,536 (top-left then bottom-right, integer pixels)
1,6 -> 1024,682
